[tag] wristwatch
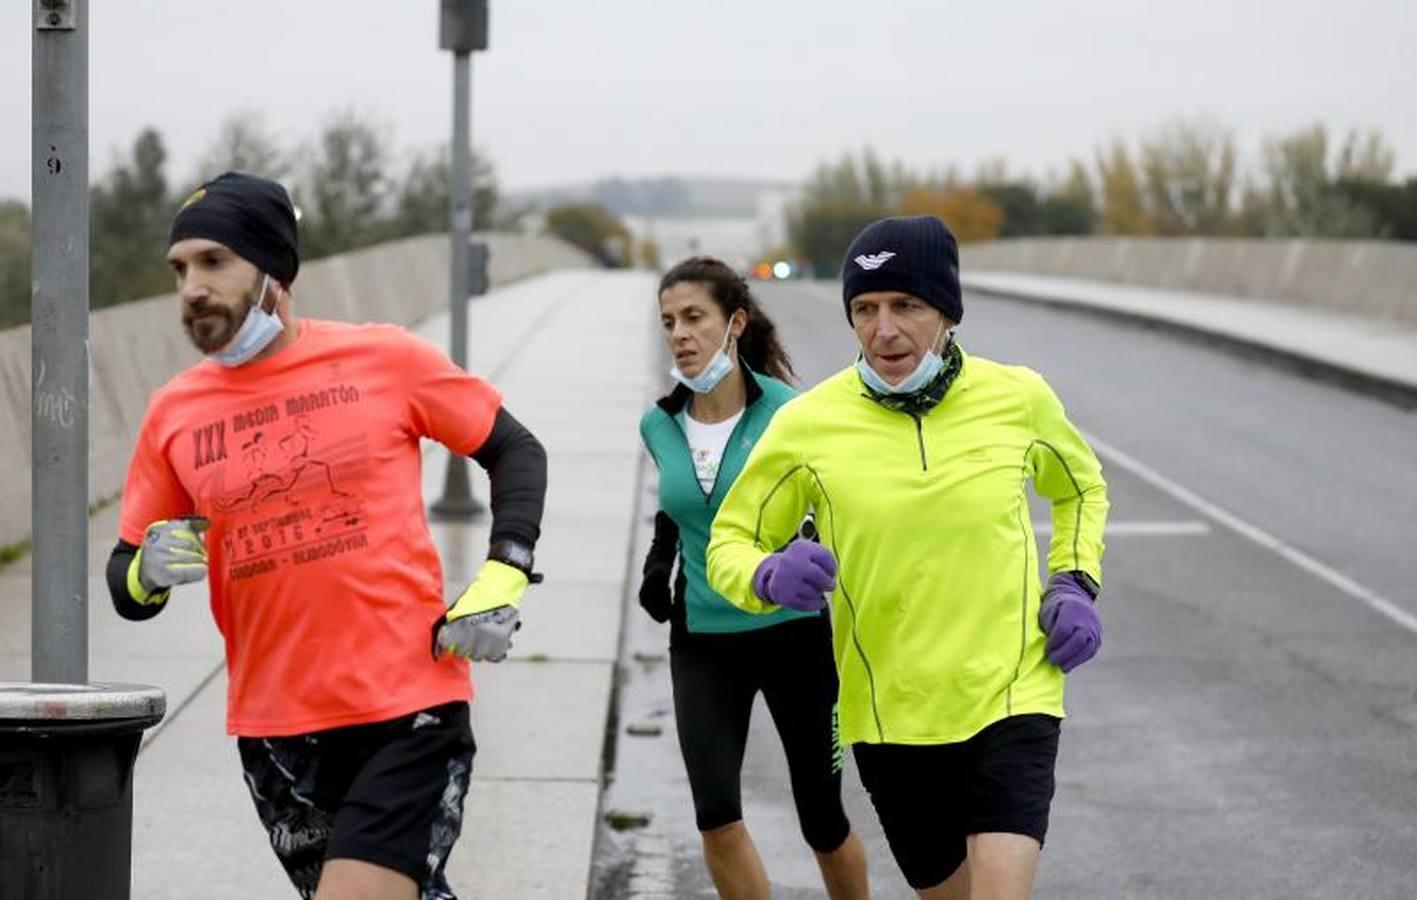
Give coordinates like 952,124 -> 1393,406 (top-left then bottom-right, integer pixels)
489,539 -> 542,583
1066,569 -> 1100,601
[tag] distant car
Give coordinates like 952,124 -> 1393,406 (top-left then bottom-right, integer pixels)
748,259 -> 798,280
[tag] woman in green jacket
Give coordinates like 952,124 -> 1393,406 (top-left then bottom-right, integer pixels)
639,257 -> 870,900
707,218 -> 1109,900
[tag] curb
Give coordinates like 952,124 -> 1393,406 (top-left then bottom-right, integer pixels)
963,280 -> 1417,411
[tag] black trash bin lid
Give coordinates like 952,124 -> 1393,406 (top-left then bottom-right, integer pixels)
0,682 -> 166,724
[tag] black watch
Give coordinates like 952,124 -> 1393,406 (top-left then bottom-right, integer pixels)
489,539 -> 541,583
1067,569 -> 1100,600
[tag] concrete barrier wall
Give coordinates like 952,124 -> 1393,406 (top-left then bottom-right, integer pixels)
963,237 -> 1417,325
0,232 -> 595,550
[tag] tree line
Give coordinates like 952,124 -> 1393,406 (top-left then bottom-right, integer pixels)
0,110 -> 499,329
788,119 -> 1417,275
7,115 -> 1413,328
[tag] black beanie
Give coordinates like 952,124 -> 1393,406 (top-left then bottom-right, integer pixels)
169,172 -> 300,285
841,215 -> 961,324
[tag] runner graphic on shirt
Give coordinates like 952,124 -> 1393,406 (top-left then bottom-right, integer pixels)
199,405 -> 372,580
218,415 -> 353,513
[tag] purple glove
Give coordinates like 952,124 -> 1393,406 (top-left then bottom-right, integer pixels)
1039,572 -> 1102,673
752,540 -> 837,612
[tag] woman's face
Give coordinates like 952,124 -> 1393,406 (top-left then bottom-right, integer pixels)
659,281 -> 742,378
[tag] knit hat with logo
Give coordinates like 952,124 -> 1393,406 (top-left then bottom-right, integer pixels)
840,215 -> 961,324
169,171 -> 300,285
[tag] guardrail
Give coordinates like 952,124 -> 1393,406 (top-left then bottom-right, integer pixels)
963,237 -> 1417,325
0,232 -> 595,551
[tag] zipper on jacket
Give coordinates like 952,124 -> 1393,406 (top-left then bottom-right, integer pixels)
910,413 -> 928,472
859,390 -> 930,472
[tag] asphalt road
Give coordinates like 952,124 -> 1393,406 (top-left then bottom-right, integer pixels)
595,279 -> 1417,899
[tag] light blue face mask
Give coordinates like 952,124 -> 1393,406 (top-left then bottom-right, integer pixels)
856,324 -> 952,395
670,326 -> 737,394
212,274 -> 284,367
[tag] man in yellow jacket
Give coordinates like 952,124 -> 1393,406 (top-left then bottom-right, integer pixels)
707,215 -> 1109,899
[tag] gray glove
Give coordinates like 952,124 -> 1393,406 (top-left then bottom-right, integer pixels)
129,517 -> 210,603
435,605 -> 521,662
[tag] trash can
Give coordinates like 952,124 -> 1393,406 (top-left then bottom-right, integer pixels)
0,683 -> 165,900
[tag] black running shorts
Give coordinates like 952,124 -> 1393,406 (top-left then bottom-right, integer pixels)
237,701 -> 475,899
853,714 -> 1061,890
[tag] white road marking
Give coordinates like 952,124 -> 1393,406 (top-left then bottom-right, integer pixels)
1085,432 -> 1417,635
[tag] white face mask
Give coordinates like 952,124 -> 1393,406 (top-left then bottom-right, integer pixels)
856,322 -> 952,395
670,321 -> 738,394
211,274 -> 284,367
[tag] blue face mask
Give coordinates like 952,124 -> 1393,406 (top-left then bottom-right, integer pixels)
856,325 -> 952,395
670,327 -> 737,394
211,275 -> 284,367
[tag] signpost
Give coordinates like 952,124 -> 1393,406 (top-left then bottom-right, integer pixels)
430,0 -> 491,521
6,6 -> 167,898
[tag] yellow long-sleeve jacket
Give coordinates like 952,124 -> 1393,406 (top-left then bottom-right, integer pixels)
707,350 -> 1109,746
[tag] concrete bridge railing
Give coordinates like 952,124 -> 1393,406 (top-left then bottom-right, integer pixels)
0,232 -> 595,551
962,237 -> 1417,325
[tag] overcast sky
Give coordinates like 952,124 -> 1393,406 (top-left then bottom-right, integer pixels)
2,0 -> 1414,202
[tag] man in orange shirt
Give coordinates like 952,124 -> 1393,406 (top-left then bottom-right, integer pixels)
105,172 -> 547,900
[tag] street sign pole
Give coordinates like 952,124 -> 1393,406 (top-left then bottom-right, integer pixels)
31,0 -> 89,683
431,0 -> 490,521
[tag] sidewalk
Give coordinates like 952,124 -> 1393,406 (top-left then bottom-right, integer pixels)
964,271 -> 1417,404
0,267 -> 660,898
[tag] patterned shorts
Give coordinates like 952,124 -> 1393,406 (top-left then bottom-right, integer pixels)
238,702 -> 475,899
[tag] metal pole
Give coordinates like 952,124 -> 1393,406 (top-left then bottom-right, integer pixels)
31,0 -> 89,684
430,49 -> 484,520
449,51 -> 471,371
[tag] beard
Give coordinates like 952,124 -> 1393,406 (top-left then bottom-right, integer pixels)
182,278 -> 261,354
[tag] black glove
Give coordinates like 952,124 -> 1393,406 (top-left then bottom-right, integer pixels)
639,511 -> 678,624
639,565 -> 673,623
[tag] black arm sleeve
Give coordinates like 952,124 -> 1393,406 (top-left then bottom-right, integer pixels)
470,406 -> 548,548
642,510 -> 679,576
106,540 -> 167,621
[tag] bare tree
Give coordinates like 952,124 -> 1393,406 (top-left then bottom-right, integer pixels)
194,111 -> 289,184
1259,123 -> 1379,237
1335,129 -> 1396,183
295,110 -> 395,259
1139,119 -> 1238,235
393,146 -> 499,238
1095,140 -> 1151,235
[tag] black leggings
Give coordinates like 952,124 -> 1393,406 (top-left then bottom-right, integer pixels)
669,613 -> 850,853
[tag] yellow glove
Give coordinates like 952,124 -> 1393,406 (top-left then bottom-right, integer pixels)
127,517 -> 210,605
434,560 -> 530,661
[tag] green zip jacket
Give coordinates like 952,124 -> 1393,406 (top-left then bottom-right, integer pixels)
707,350 -> 1109,745
640,363 -> 813,636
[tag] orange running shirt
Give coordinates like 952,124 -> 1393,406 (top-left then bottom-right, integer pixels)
118,319 -> 502,737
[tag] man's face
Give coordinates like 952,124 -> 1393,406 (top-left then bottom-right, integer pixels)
167,238 -> 264,354
849,290 -> 951,385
